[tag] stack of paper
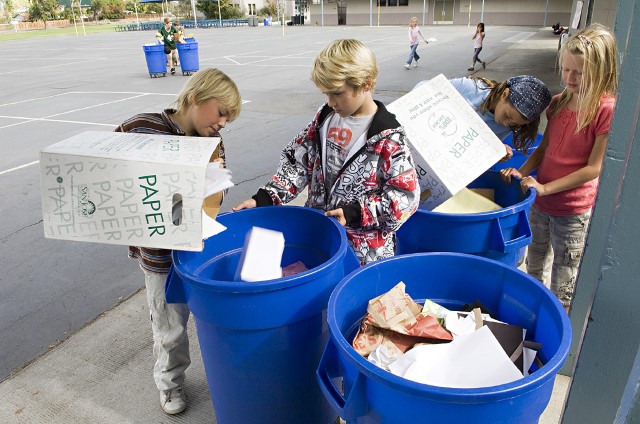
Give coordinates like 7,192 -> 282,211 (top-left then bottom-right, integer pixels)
235,227 -> 285,282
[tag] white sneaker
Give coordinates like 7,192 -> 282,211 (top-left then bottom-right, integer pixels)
404,63 -> 411,69
160,387 -> 186,415
413,61 -> 418,68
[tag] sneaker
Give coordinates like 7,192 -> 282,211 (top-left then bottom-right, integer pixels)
404,64 -> 411,69
413,61 -> 418,68
482,61 -> 486,69
160,387 -> 186,415
170,67 -> 176,75
467,67 -> 474,71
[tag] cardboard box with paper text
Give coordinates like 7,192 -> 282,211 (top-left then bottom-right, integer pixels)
40,131 -> 226,251
387,74 -> 506,210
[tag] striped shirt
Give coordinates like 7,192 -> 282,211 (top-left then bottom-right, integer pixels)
115,109 -> 226,273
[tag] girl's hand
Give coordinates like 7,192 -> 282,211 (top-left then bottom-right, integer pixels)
325,208 -> 346,226
232,198 -> 257,211
499,144 -> 514,162
520,175 -> 545,195
499,167 -> 522,183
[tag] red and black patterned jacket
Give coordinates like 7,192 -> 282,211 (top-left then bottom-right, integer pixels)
253,101 -> 419,265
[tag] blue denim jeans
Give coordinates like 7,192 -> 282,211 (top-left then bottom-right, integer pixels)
526,206 -> 591,307
406,43 -> 420,65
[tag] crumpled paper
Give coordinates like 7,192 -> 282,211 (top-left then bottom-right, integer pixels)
352,282 -> 453,357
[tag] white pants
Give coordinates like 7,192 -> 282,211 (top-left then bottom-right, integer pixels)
143,270 -> 191,391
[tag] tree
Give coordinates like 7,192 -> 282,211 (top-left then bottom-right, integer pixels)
1,0 -> 15,24
88,0 -> 105,20
196,0 -> 243,20
257,0 -> 277,18
28,0 -> 60,26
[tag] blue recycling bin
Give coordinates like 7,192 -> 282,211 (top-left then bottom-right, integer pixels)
142,43 -> 166,77
395,169 -> 535,267
176,41 -> 199,75
490,132 -> 543,173
317,252 -> 572,423
166,206 -> 360,424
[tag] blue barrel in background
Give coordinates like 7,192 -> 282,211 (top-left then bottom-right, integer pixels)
490,133 -> 543,172
317,252 -> 572,423
142,43 -> 166,77
395,170 -> 535,267
166,206 -> 359,424
176,41 -> 199,75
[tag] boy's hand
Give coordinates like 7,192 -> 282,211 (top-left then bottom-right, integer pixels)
499,144 -> 514,162
232,199 -> 257,211
499,167 -> 522,183
325,208 -> 346,226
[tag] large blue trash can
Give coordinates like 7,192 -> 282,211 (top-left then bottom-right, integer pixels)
317,252 -> 572,423
395,169 -> 535,267
176,41 -> 199,75
166,206 -> 360,424
142,43 -> 166,77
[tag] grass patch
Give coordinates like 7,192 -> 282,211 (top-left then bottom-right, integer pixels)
0,23 -> 119,42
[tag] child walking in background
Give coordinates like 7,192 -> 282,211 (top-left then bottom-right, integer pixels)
414,75 -> 552,160
234,39 -> 420,265
405,17 -> 428,69
500,24 -> 619,312
469,22 -> 486,71
116,68 -> 242,415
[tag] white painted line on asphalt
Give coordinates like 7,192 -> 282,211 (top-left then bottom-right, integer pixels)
0,161 -> 39,176
0,116 -> 117,129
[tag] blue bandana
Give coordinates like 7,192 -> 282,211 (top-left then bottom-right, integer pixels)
507,75 -> 552,121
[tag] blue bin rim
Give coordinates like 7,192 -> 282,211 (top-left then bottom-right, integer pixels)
327,252 -> 572,401
171,206 -> 352,294
421,172 -> 536,221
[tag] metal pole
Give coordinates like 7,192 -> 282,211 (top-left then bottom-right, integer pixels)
191,0 -> 197,26
321,0 -> 323,26
370,0 -> 372,27
218,0 -> 222,27
135,2 -> 140,29
422,0 -> 426,26
543,0 -> 549,27
480,0 -> 484,22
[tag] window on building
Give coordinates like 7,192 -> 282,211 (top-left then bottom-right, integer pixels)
377,0 -> 407,6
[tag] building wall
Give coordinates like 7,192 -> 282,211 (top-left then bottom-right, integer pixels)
309,0 -> 572,26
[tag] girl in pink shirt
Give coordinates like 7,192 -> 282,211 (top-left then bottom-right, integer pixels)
404,17 -> 428,69
500,24 -> 619,312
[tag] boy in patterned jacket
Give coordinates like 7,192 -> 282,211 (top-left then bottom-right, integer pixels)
233,39 -> 420,265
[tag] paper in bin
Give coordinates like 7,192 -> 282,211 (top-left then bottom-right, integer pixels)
388,325 -> 523,388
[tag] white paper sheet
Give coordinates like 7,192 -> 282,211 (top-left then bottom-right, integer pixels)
388,325 -> 524,388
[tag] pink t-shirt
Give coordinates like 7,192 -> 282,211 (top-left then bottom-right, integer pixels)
535,95 -> 615,216
408,27 -> 421,45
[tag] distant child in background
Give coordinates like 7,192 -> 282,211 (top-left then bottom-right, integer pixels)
404,17 -> 428,69
469,22 -> 486,71
234,39 -> 420,265
414,75 -> 552,160
157,17 -> 183,75
115,68 -> 242,415
500,24 -> 619,312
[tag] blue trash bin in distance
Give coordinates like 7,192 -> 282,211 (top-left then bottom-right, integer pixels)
142,43 -> 167,77
490,133 -> 543,173
176,41 -> 199,75
166,206 -> 360,424
317,252 -> 572,424
395,169 -> 535,267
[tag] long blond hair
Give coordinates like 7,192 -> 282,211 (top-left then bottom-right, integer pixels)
553,23 -> 618,132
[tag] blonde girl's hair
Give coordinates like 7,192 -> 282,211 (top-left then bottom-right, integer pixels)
409,16 -> 418,26
553,23 -> 619,132
311,39 -> 378,93
474,77 -> 541,153
174,68 -> 242,122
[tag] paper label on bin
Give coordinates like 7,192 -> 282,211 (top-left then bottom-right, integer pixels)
387,74 -> 506,210
40,131 -> 227,251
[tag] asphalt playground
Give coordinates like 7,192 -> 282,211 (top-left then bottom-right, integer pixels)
0,24 -> 566,423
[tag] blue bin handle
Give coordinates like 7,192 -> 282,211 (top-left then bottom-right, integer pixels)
316,337 -> 366,420
164,265 -> 187,304
490,209 -> 533,253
